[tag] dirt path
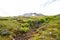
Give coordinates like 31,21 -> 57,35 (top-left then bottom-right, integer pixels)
14,23 -> 49,40
14,26 -> 38,40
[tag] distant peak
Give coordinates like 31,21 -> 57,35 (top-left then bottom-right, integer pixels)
23,13 -> 44,17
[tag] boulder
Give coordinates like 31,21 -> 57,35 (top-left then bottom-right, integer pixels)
0,30 -> 10,36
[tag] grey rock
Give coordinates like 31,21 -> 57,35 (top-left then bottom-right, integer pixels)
0,30 -> 10,36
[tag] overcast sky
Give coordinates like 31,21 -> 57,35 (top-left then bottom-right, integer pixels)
0,0 -> 60,16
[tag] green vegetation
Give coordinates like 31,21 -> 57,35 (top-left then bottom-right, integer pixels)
20,27 -> 29,33
0,16 -> 60,40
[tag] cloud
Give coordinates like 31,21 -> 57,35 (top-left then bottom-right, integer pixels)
0,0 -> 60,16
43,0 -> 56,7
41,0 -> 60,15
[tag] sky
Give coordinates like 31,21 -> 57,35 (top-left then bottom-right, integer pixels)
0,0 -> 60,16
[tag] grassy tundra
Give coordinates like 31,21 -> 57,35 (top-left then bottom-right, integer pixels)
0,16 -> 60,40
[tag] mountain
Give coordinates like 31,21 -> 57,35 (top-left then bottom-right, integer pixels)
56,14 -> 60,16
23,13 -> 44,17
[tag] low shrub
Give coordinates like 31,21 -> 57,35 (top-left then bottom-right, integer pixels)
20,27 -> 29,33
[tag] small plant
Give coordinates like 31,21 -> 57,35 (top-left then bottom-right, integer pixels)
20,27 -> 29,33
39,19 -> 45,23
21,23 -> 30,27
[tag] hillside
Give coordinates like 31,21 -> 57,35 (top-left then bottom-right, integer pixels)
0,16 -> 60,40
